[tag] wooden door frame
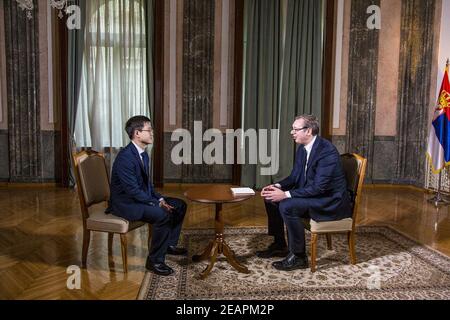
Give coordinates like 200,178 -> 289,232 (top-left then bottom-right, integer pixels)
54,1 -> 166,187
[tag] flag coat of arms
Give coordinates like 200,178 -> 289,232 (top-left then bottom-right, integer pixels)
426,63 -> 450,174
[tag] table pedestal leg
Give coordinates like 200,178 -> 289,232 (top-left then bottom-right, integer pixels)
192,203 -> 250,279
222,241 -> 249,273
192,240 -> 214,262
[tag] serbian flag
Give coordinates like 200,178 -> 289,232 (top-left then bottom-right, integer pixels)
426,62 -> 450,174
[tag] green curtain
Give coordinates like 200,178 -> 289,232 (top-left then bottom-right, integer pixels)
145,0 -> 155,121
67,0 -> 86,186
241,0 -> 282,188
276,0 -> 324,181
240,0 -> 324,188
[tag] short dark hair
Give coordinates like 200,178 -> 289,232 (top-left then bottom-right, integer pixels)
125,116 -> 152,139
295,115 -> 320,135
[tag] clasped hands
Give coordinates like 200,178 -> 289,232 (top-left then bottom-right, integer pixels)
261,185 -> 288,203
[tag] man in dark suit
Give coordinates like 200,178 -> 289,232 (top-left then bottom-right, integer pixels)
259,115 -> 351,271
109,116 -> 187,276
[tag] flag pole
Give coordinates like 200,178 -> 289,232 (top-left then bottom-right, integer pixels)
428,170 -> 449,207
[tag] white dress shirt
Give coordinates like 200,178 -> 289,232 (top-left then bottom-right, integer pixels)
132,141 -> 146,163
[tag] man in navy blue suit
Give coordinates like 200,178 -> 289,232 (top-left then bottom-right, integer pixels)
109,116 -> 187,276
259,115 -> 351,271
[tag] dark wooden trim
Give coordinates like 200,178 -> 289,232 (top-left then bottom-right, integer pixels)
153,0 -> 165,187
55,12 -> 69,187
232,0 -> 244,186
321,0 -> 336,140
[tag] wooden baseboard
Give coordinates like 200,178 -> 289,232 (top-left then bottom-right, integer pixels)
0,182 -> 59,188
363,183 -> 427,193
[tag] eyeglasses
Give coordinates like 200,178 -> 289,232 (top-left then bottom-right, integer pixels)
139,129 -> 153,133
291,127 -> 308,132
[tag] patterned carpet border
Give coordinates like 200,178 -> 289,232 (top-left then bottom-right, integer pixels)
137,226 -> 450,300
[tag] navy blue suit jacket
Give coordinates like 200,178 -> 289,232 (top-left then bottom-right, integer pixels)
109,143 -> 162,221
277,136 -> 352,222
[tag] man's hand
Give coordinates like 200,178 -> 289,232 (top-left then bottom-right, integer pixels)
261,186 -> 287,203
159,200 -> 175,212
261,184 -> 275,194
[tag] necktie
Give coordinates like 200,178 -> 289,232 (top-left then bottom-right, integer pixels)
141,151 -> 149,177
298,147 -> 307,187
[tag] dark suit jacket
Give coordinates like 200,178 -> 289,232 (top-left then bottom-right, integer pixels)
277,136 -> 352,222
109,142 -> 162,221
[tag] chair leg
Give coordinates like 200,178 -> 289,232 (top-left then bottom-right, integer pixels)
310,233 -> 318,273
82,229 -> 91,268
120,234 -> 128,273
348,231 -> 356,265
108,233 -> 114,256
326,234 -> 332,250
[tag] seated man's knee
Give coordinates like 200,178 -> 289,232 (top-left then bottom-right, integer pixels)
279,199 -> 305,217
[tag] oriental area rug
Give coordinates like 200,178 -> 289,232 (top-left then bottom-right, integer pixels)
137,226 -> 450,300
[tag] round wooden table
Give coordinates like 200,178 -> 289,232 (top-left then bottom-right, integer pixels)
184,184 -> 254,279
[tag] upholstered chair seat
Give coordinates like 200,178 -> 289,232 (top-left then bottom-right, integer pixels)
86,204 -> 145,234
309,218 -> 353,233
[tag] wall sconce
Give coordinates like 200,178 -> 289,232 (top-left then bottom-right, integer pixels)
15,0 -> 69,19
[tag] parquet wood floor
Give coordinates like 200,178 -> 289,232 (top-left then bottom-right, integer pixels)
0,184 -> 448,299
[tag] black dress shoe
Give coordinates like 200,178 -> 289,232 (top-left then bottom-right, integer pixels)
272,253 -> 309,271
167,246 -> 187,255
256,242 -> 288,259
145,259 -> 174,276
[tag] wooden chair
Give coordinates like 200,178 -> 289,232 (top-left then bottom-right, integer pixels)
72,150 -> 151,273
304,153 -> 367,273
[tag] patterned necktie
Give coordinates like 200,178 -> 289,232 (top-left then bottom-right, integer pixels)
141,151 -> 149,177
